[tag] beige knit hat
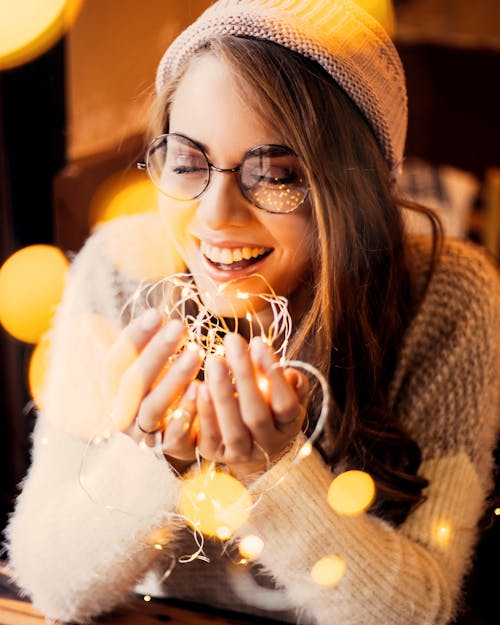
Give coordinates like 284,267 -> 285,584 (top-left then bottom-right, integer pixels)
156,0 -> 407,172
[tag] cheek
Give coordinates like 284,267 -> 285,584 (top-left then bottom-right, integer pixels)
274,214 -> 314,259
158,197 -> 197,253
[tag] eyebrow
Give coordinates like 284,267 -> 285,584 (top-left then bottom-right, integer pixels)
172,131 -> 294,160
172,132 -> 212,156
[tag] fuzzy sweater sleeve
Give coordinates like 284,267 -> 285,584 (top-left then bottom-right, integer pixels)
233,240 -> 500,625
6,214 -> 186,623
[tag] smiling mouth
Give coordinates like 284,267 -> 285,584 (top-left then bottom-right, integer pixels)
200,241 -> 273,271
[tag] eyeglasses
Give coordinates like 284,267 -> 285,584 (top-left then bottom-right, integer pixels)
137,133 -> 309,214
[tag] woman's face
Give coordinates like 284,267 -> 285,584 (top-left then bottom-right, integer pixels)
159,54 -> 314,319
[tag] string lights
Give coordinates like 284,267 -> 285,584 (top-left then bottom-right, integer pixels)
78,272 -> 378,589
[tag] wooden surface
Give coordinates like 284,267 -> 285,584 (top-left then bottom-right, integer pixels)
0,565 -> 279,625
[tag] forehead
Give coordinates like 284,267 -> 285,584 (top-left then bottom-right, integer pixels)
168,54 -> 283,159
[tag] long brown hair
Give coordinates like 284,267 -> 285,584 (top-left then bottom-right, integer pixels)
152,36 -> 443,525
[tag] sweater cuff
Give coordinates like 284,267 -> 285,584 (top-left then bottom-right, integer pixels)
79,432 -> 180,521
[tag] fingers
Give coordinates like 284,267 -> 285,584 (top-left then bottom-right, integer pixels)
109,312 -> 202,432
196,380 -> 223,458
161,381 -> 199,462
197,334 -> 307,471
199,356 -> 254,462
136,342 -> 202,434
223,334 -> 272,434
249,336 -> 307,430
105,309 -> 162,400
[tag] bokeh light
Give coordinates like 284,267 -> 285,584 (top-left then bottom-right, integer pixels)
327,470 -> 376,516
28,333 -> 52,408
0,0 -> 84,70
354,0 -> 395,36
0,245 -> 68,343
433,521 -> 452,547
238,535 -> 264,560
311,555 -> 346,587
88,169 -> 157,228
179,468 -> 252,538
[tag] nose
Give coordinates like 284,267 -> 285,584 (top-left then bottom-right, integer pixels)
196,168 -> 253,230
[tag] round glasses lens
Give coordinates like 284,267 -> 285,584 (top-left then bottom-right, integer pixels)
240,146 -> 308,213
147,134 -> 209,201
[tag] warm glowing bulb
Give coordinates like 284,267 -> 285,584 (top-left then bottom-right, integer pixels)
172,408 -> 184,420
237,292 -> 249,300
494,508 -> 500,516
179,469 -> 252,537
298,442 -> 312,458
216,526 -> 232,541
153,543 -> 163,551
143,595 -> 152,602
433,521 -> 452,547
238,535 -> 264,559
311,555 -> 346,587
0,245 -> 68,343
257,375 -> 269,395
327,470 -> 376,516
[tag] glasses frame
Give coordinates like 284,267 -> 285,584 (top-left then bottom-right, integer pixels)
137,132 -> 310,214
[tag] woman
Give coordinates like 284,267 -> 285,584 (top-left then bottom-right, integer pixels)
6,1 -> 500,624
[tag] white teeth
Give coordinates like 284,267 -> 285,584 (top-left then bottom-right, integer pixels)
200,241 -> 268,265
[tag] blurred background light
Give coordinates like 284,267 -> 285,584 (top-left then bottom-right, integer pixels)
0,0 -> 84,70
179,469 -> 252,538
311,555 -> 346,587
354,0 -> 396,36
88,169 -> 157,228
28,333 -> 52,408
0,245 -> 68,344
327,470 -> 376,516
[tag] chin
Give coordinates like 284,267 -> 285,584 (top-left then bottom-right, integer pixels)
192,273 -> 274,320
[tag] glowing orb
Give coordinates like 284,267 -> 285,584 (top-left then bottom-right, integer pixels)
298,442 -> 312,458
0,0 -> 83,70
327,470 -> 376,516
238,535 -> 264,560
311,555 -> 346,587
28,333 -> 52,408
257,374 -> 269,396
179,469 -> 252,538
88,170 -> 157,228
433,521 -> 452,547
0,245 -> 68,343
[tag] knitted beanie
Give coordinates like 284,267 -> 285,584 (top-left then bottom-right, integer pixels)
156,0 -> 407,172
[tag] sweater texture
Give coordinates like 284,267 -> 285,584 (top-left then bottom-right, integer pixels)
5,211 -> 500,625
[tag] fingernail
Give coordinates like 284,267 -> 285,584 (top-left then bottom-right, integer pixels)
185,382 -> 198,401
179,344 -> 201,371
224,333 -> 247,356
206,355 -> 226,382
141,308 -> 160,330
250,336 -> 272,367
161,319 -> 184,343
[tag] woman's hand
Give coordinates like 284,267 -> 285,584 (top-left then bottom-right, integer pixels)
196,333 -> 309,480
106,309 -> 202,468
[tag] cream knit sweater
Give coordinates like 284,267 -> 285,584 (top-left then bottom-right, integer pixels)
6,212 -> 500,625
